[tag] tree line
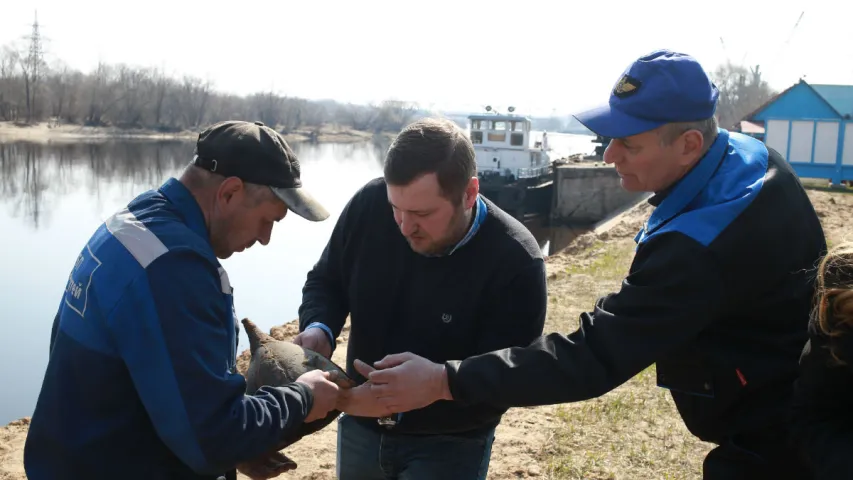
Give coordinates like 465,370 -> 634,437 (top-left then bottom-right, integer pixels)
0,33 -> 423,134
0,14 -> 779,137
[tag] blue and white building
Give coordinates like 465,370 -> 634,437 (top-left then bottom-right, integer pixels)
744,79 -> 853,185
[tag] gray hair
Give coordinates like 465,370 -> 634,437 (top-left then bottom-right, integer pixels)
657,116 -> 718,152
181,163 -> 274,205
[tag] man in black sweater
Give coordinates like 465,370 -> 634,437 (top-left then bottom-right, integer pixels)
293,117 -> 548,479
356,50 -> 827,479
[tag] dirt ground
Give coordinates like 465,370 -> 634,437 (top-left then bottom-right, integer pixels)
2,187 -> 851,480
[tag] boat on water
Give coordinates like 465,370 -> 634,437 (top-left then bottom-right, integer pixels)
466,106 -> 553,221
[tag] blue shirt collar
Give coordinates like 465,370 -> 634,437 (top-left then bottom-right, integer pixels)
447,194 -> 488,255
635,128 -> 729,243
158,177 -> 210,242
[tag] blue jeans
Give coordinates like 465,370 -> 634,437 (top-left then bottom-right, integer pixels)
336,413 -> 495,480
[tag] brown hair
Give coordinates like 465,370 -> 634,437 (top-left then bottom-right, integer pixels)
383,117 -> 476,201
815,242 -> 853,364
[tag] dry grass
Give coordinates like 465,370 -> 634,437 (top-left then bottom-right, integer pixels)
530,186 -> 853,480
536,212 -> 714,480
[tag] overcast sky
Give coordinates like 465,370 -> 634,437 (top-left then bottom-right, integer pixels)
1,0 -> 848,117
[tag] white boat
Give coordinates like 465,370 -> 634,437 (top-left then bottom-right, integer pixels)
466,106 -> 553,220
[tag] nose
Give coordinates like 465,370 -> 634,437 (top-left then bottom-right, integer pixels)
398,212 -> 417,237
603,141 -> 621,165
258,223 -> 273,246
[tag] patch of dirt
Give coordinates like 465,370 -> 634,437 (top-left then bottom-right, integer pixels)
0,418 -> 28,480
2,187 -> 851,480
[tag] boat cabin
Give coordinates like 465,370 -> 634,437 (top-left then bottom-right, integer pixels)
468,113 -> 531,149
467,109 -> 550,181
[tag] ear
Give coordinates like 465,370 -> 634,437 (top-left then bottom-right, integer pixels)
464,177 -> 479,209
216,177 -> 246,208
680,130 -> 704,163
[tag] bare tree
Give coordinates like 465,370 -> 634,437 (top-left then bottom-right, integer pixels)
710,62 -> 777,130
0,46 -> 19,121
0,27 -> 424,134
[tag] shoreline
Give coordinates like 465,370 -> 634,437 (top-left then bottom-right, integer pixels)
0,121 -> 394,144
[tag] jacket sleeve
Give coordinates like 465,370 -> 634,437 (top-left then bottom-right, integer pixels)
790,320 -> 853,479
298,192 -> 360,344
444,232 -> 727,408
106,250 -> 314,475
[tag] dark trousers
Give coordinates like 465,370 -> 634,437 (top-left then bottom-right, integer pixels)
336,413 -> 495,480
702,427 -> 812,480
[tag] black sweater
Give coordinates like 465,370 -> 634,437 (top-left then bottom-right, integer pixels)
790,306 -> 853,479
298,177 -> 547,435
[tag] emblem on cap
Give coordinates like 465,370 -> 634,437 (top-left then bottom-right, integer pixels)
613,74 -> 641,98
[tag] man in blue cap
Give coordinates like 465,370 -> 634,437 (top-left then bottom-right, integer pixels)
341,50 -> 827,479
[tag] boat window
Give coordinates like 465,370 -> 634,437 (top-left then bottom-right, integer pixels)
471,131 -> 483,144
512,121 -> 525,132
488,132 -> 506,142
494,121 -> 506,131
510,133 -> 524,146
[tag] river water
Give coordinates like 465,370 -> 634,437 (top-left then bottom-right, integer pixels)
0,131 -> 595,425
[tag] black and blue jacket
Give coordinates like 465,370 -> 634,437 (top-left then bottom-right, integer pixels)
23,178 -> 313,480
444,129 -> 828,443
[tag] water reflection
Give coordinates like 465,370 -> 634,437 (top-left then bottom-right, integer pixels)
0,136 -> 395,231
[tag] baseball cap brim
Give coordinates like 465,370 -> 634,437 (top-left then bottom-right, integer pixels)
270,186 -> 330,222
573,103 -> 667,139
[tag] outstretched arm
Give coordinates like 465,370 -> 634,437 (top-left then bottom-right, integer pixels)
366,233 -> 726,411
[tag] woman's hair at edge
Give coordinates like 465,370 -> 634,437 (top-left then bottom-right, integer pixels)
815,241 -> 853,365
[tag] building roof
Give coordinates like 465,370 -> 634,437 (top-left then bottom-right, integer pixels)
811,84 -> 853,117
742,79 -> 853,122
737,120 -> 765,134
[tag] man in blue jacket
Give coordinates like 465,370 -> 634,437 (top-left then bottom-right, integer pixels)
23,120 -> 342,480
351,50 -> 827,479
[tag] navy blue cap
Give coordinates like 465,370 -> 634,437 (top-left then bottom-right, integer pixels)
573,49 -> 719,138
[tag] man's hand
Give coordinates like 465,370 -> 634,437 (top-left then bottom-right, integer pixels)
295,369 -> 339,423
236,451 -> 297,479
292,328 -> 332,358
335,363 -> 393,418
354,353 -> 453,413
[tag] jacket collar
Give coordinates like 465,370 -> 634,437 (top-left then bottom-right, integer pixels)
158,177 -> 210,243
637,129 -> 729,242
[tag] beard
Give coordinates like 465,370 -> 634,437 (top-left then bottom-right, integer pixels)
407,204 -> 471,256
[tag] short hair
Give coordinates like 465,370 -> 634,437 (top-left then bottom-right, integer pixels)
181,163 -> 273,206
658,116 -> 719,152
383,117 -> 476,200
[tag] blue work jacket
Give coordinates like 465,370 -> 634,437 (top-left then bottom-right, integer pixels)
23,178 -> 313,480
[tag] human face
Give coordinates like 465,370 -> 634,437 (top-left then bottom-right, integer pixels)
387,173 -> 478,256
603,127 -> 705,193
208,178 -> 287,259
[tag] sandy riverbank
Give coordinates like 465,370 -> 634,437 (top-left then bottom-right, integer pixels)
2,187 -> 852,479
0,122 -> 392,145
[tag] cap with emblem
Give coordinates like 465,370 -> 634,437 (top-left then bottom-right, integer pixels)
573,49 -> 719,139
192,120 -> 329,221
